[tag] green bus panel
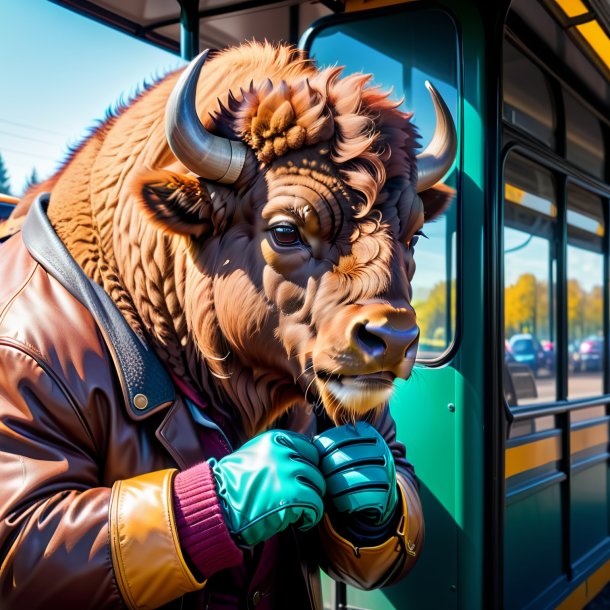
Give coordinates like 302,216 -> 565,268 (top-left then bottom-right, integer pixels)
345,366 -> 458,610
504,483 -> 563,609
571,463 -> 609,565
320,573 -> 334,610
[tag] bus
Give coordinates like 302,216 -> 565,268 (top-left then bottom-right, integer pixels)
36,0 -> 610,608
0,193 -> 19,242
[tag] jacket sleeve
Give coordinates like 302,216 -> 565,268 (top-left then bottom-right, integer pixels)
0,343 -> 205,610
316,406 -> 424,590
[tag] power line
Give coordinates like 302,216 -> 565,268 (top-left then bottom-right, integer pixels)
0,129 -> 65,147
0,147 -> 61,162
0,118 -> 69,138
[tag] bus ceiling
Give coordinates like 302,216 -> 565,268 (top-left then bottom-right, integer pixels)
509,0 -> 610,107
48,0 -> 345,60
50,1 -> 610,90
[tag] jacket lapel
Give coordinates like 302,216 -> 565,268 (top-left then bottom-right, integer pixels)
156,397 -> 205,470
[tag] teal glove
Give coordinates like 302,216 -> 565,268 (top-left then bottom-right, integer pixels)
313,421 -> 398,526
209,430 -> 326,546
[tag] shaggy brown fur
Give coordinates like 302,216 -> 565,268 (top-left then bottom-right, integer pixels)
20,42 -> 451,441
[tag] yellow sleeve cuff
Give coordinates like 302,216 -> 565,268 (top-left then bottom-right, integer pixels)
110,469 -> 206,610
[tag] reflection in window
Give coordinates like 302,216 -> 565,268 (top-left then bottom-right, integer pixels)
509,415 -> 556,440
503,41 -> 556,147
308,9 -> 458,360
567,184 -> 604,399
571,406 -> 605,424
504,154 -> 557,405
564,90 -> 605,179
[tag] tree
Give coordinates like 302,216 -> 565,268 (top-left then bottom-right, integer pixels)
413,280 -> 456,348
505,273 -> 537,336
0,153 -> 12,195
584,285 -> 603,337
567,278 -> 584,340
24,167 -> 40,191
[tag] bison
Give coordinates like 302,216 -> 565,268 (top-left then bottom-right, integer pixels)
0,42 -> 455,609
25,42 -> 454,436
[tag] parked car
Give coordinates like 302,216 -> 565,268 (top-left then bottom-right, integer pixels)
540,340 -> 556,373
508,333 -> 547,377
573,336 -> 604,372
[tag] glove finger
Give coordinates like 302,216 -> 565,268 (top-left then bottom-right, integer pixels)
330,485 -> 389,517
313,422 -> 381,457
294,464 -> 327,498
293,495 -> 325,531
326,464 -> 392,496
320,444 -> 386,476
275,431 -> 320,466
236,491 -> 324,545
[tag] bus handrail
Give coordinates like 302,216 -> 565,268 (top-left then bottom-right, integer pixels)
510,395 -> 610,421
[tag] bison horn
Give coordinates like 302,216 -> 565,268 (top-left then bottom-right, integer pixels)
416,81 -> 457,192
165,49 -> 247,185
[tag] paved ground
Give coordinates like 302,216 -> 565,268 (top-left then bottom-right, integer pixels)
525,371 -> 603,404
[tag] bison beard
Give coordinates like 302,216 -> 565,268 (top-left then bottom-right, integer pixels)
21,42 -> 454,441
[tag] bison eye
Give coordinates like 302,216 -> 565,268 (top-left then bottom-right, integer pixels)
271,224 -> 301,247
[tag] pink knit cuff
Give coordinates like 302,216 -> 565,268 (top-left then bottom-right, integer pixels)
173,462 -> 243,578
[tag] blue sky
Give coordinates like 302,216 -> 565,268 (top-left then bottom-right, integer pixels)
0,0 -> 181,195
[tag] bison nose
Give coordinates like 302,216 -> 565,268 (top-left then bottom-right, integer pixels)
349,307 -> 419,366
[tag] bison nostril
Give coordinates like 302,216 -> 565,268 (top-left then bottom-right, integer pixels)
356,324 -> 387,358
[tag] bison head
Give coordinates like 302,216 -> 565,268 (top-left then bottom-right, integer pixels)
128,44 -> 455,435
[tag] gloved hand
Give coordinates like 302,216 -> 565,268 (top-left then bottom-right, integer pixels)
209,430 -> 326,546
313,421 -> 398,526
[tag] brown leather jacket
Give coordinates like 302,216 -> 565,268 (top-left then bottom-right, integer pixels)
0,198 -> 423,609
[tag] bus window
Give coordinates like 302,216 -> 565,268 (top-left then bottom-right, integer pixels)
503,41 -> 556,148
504,153 -> 557,405
567,184 -> 604,398
564,90 -> 605,180
307,9 -> 458,362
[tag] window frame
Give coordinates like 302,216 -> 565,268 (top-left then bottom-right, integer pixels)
502,16 -> 610,422
502,141 -> 610,414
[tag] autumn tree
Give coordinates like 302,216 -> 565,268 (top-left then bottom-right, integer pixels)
505,273 -> 602,343
413,280 -> 455,348
585,285 -> 603,337
567,279 -> 584,340
567,281 -> 603,340
505,273 -> 537,337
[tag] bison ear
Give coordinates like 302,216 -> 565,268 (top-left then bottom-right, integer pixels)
133,171 -> 216,238
420,182 -> 455,222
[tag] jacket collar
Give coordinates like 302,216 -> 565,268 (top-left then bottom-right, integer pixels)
22,194 -> 176,421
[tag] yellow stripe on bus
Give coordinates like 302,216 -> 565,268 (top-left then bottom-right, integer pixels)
571,424 -> 609,455
505,436 -> 561,478
576,21 -> 610,72
556,559 -> 610,609
552,0 -> 589,18
556,581 -> 587,610
506,423 -> 609,479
